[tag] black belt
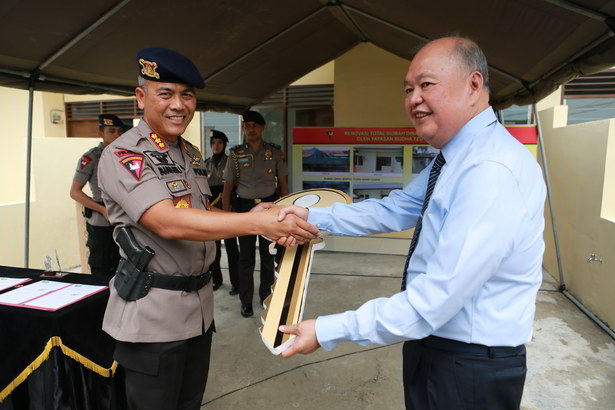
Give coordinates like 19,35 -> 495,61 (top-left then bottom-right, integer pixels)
142,270 -> 212,293
236,193 -> 278,204
419,336 -> 525,359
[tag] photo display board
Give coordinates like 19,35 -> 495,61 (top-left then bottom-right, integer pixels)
292,126 -> 538,239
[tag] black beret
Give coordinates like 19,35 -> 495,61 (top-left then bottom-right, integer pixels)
241,110 -> 266,125
137,47 -> 205,89
209,129 -> 229,143
99,114 -> 126,128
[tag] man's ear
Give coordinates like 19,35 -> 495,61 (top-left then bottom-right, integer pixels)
97,129 -> 104,139
135,87 -> 146,110
469,71 -> 484,94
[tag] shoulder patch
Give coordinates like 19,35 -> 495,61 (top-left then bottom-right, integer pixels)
113,149 -> 135,158
148,132 -> 168,151
119,154 -> 144,181
80,155 -> 92,169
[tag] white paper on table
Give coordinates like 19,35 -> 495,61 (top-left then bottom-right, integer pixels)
24,284 -> 107,310
0,280 -> 70,306
0,277 -> 32,292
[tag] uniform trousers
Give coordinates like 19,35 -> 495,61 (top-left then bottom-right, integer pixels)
114,323 -> 213,410
234,195 -> 277,306
86,223 -> 120,276
402,336 -> 527,410
237,233 -> 274,306
211,237 -> 239,289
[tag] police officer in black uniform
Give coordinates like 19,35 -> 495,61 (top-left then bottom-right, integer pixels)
222,111 -> 288,317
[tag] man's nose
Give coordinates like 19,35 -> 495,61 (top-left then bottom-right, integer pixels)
169,94 -> 184,110
408,89 -> 423,107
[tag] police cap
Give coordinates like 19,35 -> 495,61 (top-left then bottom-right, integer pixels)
137,47 -> 205,89
241,110 -> 266,125
210,129 -> 229,144
99,114 -> 126,129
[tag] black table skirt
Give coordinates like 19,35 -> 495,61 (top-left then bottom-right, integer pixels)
0,266 -> 125,410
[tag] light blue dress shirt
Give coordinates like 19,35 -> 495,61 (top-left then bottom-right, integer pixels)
308,107 -> 546,350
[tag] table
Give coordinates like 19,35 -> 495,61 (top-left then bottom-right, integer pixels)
0,266 -> 125,410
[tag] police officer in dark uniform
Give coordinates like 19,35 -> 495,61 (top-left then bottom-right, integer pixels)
222,110 -> 289,318
98,48 -> 317,410
203,130 -> 240,293
70,114 -> 125,275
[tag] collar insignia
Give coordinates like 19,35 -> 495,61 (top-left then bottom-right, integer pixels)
148,132 -> 167,151
139,59 -> 160,79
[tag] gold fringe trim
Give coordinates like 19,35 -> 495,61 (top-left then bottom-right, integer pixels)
0,336 -> 117,403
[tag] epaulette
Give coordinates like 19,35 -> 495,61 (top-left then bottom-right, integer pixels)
182,138 -> 201,154
265,142 -> 281,151
230,144 -> 244,152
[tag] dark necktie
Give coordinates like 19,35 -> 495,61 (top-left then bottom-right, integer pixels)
401,152 -> 446,291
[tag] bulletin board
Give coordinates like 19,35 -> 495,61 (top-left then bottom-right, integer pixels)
291,126 -> 537,239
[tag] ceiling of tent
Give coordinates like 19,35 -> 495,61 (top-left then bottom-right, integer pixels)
1,0 -> 615,112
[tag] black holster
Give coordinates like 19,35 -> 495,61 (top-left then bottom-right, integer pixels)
114,227 -> 155,301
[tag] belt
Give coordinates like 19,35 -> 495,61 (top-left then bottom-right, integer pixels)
236,193 -> 278,204
142,270 -> 212,293
419,336 -> 525,359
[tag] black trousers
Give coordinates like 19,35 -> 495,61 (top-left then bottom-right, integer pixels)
86,223 -> 120,276
403,336 -> 527,410
234,195 -> 277,306
114,324 -> 213,410
237,233 -> 274,306
211,238 -> 239,288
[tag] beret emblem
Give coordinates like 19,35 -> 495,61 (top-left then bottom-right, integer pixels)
139,58 -> 160,79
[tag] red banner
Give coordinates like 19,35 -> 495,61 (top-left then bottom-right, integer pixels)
293,126 -> 537,145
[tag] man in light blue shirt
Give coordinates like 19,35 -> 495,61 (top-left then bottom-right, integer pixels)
276,36 -> 546,409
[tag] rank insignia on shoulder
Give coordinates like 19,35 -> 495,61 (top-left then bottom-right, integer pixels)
139,58 -> 160,79
80,155 -> 91,169
264,149 -> 272,161
166,179 -> 187,193
120,154 -> 144,181
190,156 -> 201,165
148,133 -> 167,151
173,195 -> 192,209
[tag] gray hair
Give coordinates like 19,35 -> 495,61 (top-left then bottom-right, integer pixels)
415,34 -> 490,92
137,76 -> 148,93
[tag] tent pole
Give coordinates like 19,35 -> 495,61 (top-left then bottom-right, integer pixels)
533,104 -> 565,290
24,80 -> 34,268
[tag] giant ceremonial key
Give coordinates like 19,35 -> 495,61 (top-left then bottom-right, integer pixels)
260,188 -> 351,355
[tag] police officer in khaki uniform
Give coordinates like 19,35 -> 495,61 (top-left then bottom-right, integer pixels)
97,48 -> 317,410
222,110 -> 288,318
203,130 -> 240,293
70,114 -> 125,275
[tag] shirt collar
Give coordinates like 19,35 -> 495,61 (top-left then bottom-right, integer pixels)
441,106 -> 496,163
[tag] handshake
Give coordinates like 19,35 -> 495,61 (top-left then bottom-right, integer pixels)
250,203 -> 316,247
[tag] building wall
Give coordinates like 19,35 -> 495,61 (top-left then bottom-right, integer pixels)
334,43 -> 409,127
540,105 -> 615,329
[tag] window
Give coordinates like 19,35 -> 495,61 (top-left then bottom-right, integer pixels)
375,156 -> 391,171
